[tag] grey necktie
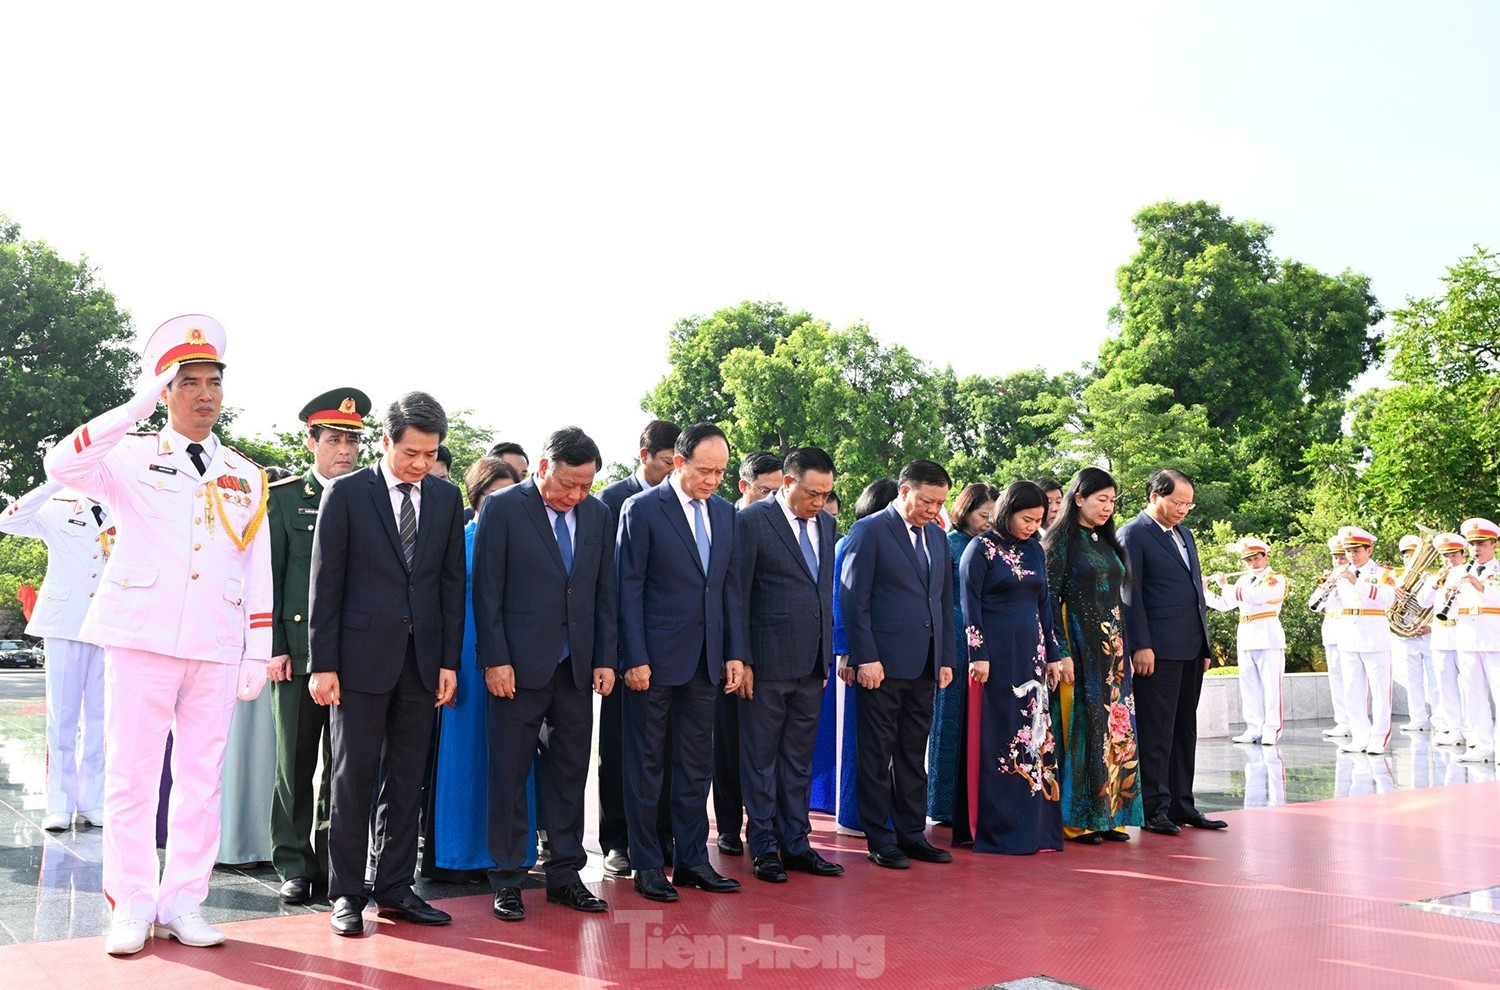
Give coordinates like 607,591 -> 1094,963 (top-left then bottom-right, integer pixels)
397,482 -> 417,569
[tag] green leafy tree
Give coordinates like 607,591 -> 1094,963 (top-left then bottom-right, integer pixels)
938,367 -> 1081,488
0,215 -> 138,500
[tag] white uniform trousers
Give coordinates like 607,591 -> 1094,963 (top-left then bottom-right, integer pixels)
1394,635 -> 1435,725
43,637 -> 105,819
1455,651 -> 1500,750
1242,746 -> 1285,808
1239,648 -> 1285,742
1324,643 -> 1350,727
102,647 -> 238,923
1342,650 -> 1392,749
1432,649 -> 1462,734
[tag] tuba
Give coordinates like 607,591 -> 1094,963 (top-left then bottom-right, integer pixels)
1388,525 -> 1441,638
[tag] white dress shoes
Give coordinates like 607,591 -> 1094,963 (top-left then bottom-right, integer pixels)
1400,720 -> 1432,732
105,919 -> 152,955
1435,730 -> 1466,747
1323,724 -> 1351,738
1231,732 -> 1260,743
41,812 -> 72,832
77,809 -> 105,827
155,912 -> 225,947
1457,746 -> 1495,763
1338,739 -> 1367,753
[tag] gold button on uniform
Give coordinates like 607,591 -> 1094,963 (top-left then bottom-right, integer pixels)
293,613 -> 303,622
191,573 -> 199,580
194,544 -> 201,551
195,517 -> 203,524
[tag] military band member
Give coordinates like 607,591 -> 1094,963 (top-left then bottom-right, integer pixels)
44,316 -> 271,955
1450,518 -> 1500,763
1393,534 -> 1437,733
1421,531 -> 1468,746
1205,538 -> 1287,745
1332,526 -> 1397,755
0,482 -> 112,831
265,388 -> 371,905
1309,535 -> 1353,739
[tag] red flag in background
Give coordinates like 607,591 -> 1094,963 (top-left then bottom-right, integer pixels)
17,584 -> 37,623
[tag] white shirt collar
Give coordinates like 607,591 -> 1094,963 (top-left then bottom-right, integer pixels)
670,471 -> 696,508
164,426 -> 218,461
380,457 -> 416,492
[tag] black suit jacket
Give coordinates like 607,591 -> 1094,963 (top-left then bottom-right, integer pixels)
737,495 -> 835,681
308,463 -> 466,693
838,504 -> 956,679
471,478 -> 618,690
599,472 -> 644,537
1118,509 -> 1211,661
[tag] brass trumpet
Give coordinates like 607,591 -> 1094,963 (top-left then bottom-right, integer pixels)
1204,568 -> 1257,586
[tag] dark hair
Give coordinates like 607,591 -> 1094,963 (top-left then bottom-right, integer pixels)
991,481 -> 1046,541
676,422 -> 728,460
1033,477 -> 1063,496
384,391 -> 448,443
264,465 -> 293,484
783,446 -> 835,479
542,426 -> 602,469
1146,468 -> 1193,498
640,420 -> 682,457
463,456 -> 522,512
1042,467 -> 1126,575
898,459 -> 952,490
950,483 -> 999,534
436,444 -> 453,468
489,440 -> 529,463
825,491 -> 841,511
853,478 -> 899,521
739,451 -> 783,482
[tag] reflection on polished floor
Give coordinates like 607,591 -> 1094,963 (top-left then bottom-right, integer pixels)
2,668 -> 1499,990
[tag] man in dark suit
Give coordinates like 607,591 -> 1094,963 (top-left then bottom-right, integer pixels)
713,450 -> 784,856
472,428 -> 617,922
737,447 -> 844,883
617,422 -> 747,902
266,388 -> 370,907
595,419 -> 680,878
840,459 -> 956,869
309,391 -> 466,936
1118,468 -> 1227,835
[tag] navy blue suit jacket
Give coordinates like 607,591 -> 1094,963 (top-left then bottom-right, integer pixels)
1118,509 -> 1211,661
737,495 -> 836,681
470,478 -> 618,690
616,478 -> 746,687
838,504 -> 955,679
598,472 -> 644,537
309,464 -> 466,693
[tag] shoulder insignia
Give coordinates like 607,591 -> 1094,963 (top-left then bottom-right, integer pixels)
268,474 -> 303,489
226,445 -> 263,470
1265,575 -> 1279,587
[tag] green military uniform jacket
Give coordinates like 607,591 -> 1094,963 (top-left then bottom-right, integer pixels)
268,473 -> 323,670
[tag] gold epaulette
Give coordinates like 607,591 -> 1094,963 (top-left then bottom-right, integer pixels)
268,474 -> 304,489
226,445 -> 263,470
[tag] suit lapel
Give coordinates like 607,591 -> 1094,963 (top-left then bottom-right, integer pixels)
707,497 -> 731,579
1144,512 -> 1188,571
767,497 -> 815,583
410,474 -> 448,573
522,479 -> 568,576
659,481 -> 705,575
368,465 -> 407,568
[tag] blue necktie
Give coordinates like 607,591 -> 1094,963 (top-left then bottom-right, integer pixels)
554,510 -> 574,577
798,517 -> 818,576
692,499 -> 711,572
911,525 -> 930,584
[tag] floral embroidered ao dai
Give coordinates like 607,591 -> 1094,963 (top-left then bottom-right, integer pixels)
1046,528 -> 1144,834
953,531 -> 1062,854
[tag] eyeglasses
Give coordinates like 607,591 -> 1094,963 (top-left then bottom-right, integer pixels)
749,482 -> 777,496
1166,498 -> 1195,511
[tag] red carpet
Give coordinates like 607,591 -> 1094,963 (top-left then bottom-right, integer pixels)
7,784 -> 1500,990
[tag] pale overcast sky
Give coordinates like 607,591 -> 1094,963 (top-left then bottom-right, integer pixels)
4,2 -> 1497,465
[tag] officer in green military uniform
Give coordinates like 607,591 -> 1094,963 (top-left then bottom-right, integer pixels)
267,388 -> 371,904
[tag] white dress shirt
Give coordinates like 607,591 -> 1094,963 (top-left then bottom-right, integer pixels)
776,491 -> 819,565
381,458 -> 421,526
670,472 -> 710,543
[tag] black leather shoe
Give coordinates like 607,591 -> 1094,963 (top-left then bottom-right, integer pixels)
377,892 -> 452,925
867,845 -> 910,869
1171,812 -> 1229,830
603,848 -> 632,878
279,875 -> 314,905
492,887 -> 525,922
1100,829 -> 1131,842
330,896 -> 366,936
633,867 -> 679,902
547,880 -> 607,913
752,854 -> 787,883
898,838 -> 953,863
782,849 -> 844,876
1068,832 -> 1105,845
1142,815 -> 1182,835
716,834 -> 744,856
674,864 -> 741,892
